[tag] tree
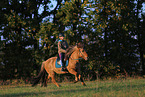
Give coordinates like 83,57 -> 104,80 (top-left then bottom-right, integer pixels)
140,12 -> 145,75
0,0 -> 53,80
135,0 -> 145,75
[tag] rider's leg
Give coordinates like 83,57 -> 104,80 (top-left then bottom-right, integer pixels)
64,55 -> 68,61
59,53 -> 66,71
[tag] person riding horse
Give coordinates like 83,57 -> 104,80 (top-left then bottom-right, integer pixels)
58,33 -> 84,71
58,33 -> 68,71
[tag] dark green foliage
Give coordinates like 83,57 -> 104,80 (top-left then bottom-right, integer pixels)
0,0 -> 145,81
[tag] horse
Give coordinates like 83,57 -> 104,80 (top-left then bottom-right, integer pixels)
31,43 -> 88,87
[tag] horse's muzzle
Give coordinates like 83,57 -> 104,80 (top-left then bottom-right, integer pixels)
84,57 -> 88,61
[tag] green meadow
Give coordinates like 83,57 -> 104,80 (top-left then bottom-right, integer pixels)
0,78 -> 145,97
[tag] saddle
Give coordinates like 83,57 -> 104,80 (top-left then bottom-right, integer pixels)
55,55 -> 68,68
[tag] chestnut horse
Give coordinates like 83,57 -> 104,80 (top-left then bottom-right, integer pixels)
32,44 -> 88,87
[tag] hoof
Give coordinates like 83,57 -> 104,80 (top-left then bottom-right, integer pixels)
74,81 -> 78,83
82,83 -> 86,86
57,84 -> 61,87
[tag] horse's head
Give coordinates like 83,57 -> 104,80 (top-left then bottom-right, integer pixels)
78,48 -> 88,60
77,42 -> 88,61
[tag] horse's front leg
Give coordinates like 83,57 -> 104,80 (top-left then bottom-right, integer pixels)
78,74 -> 86,86
68,69 -> 78,83
77,63 -> 86,86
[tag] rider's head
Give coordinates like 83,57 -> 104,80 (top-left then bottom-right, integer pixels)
59,33 -> 65,40
77,42 -> 84,48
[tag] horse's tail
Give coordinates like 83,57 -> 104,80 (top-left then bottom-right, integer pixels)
31,62 -> 45,87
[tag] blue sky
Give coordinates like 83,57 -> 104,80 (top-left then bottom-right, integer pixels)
143,3 -> 145,13
38,0 -> 57,15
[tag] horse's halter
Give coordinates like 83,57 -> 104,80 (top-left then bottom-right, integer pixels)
70,48 -> 87,60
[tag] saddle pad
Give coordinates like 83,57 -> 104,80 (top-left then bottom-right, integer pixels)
55,59 -> 68,68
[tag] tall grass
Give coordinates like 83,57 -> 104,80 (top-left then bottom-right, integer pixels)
0,78 -> 145,97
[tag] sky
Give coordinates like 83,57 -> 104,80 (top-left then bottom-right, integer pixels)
38,0 -> 57,15
143,3 -> 145,13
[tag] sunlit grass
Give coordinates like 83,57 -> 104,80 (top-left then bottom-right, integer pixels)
0,78 -> 145,97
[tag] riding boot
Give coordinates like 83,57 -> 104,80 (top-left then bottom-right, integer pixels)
61,61 -> 67,71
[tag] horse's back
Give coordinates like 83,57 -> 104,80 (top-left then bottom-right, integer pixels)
44,57 -> 68,74
43,57 -> 57,69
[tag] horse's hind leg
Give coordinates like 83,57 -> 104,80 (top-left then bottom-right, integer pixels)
41,70 -> 47,87
44,75 -> 51,87
50,73 -> 60,87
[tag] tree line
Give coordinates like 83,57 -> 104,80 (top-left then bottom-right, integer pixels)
0,0 -> 145,82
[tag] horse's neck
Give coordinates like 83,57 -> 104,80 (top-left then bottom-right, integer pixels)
69,50 -> 79,63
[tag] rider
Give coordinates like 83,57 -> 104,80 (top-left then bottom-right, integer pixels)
58,33 -> 68,71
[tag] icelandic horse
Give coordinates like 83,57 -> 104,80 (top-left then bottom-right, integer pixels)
32,43 -> 88,87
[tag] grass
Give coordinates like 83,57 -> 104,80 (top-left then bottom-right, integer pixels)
0,78 -> 145,97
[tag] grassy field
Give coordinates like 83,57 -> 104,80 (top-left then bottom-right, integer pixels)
0,78 -> 145,97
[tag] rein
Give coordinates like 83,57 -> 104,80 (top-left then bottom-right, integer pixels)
70,57 -> 83,60
70,49 -> 84,60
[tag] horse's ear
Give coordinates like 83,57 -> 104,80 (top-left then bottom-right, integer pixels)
77,42 -> 84,48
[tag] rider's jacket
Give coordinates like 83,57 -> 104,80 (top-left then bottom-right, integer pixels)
58,40 -> 68,53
